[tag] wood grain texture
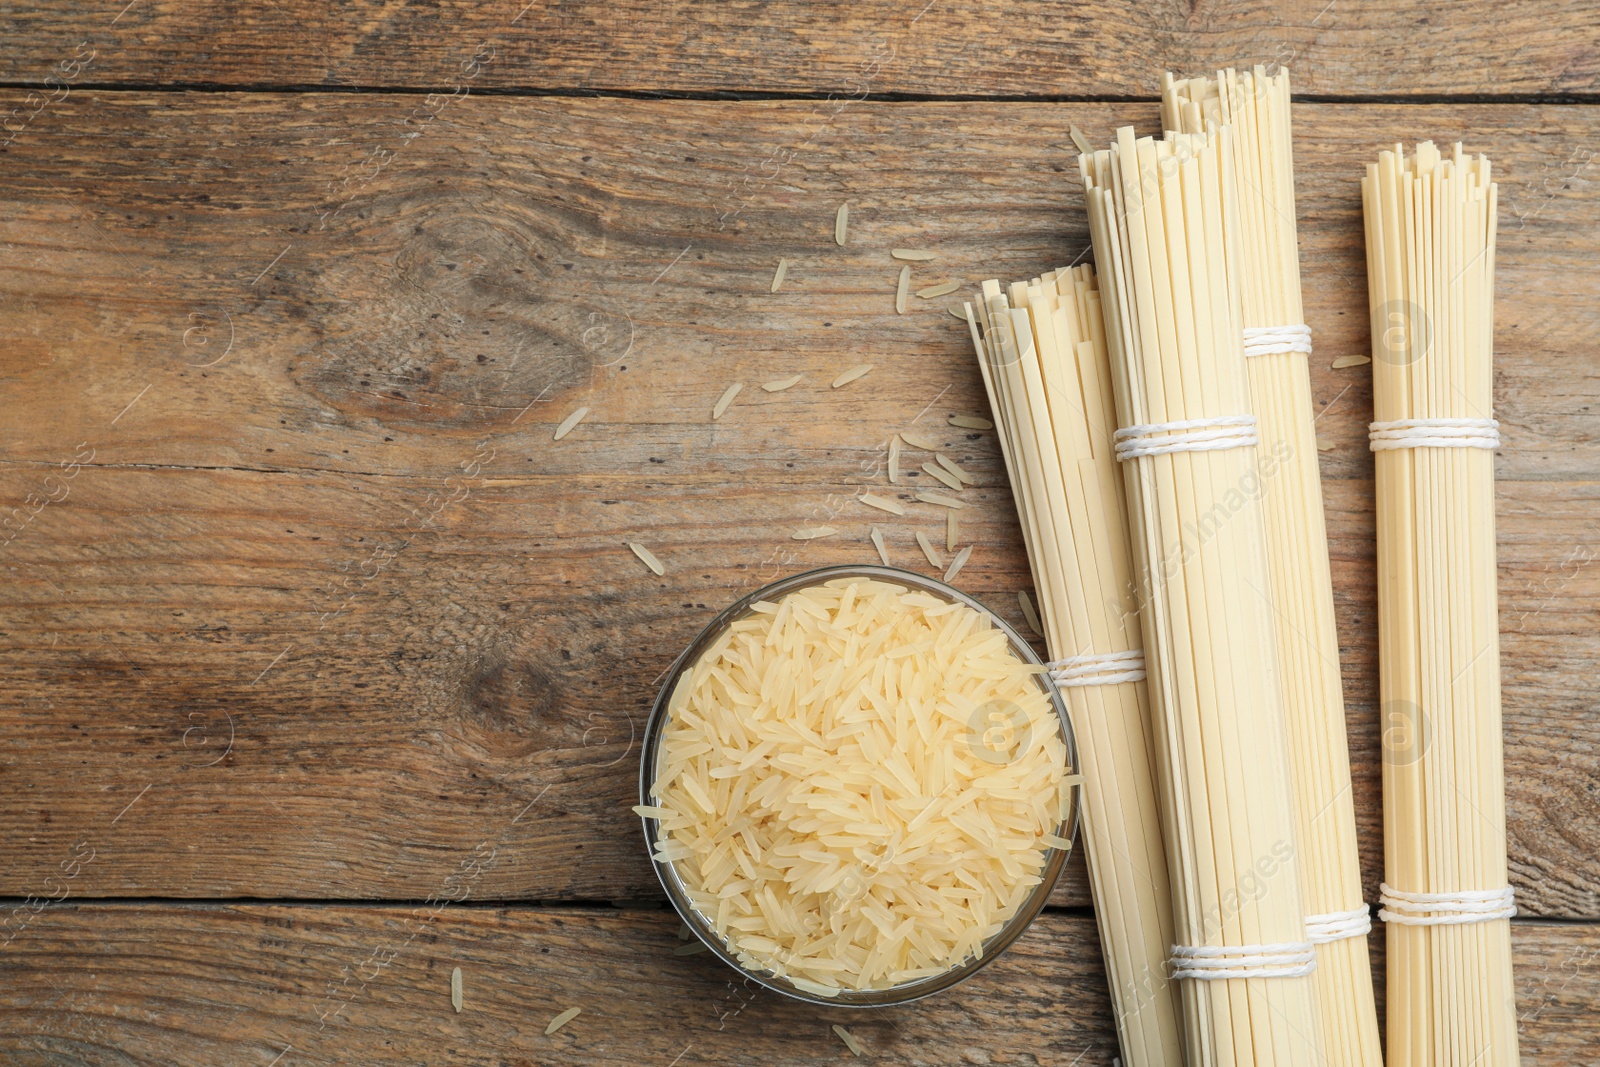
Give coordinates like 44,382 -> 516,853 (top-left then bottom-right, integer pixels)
0,95 -> 1596,922
1,904 -> 1597,1065
2,1 -> 1598,98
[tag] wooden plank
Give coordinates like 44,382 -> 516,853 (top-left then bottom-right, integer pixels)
1,904 -> 1597,1065
0,96 -> 1595,915
2,2 -> 1597,99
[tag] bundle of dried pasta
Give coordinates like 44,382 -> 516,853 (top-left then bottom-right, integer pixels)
1080,126 -> 1320,1066
1363,141 -> 1516,1067
965,264 -> 1183,1067
1164,67 -> 1382,1067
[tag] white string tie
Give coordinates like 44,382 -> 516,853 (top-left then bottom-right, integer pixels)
1168,941 -> 1316,980
1304,905 -> 1373,944
1242,323 -> 1313,357
1048,649 -> 1146,689
1114,415 -> 1258,462
1378,884 -> 1516,926
1368,418 -> 1500,451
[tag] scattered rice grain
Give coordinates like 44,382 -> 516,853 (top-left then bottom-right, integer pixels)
553,406 -> 589,442
949,415 -> 993,430
763,374 -> 803,392
895,266 -> 910,314
450,966 -> 463,1013
770,258 -> 789,293
792,526 -> 838,540
891,249 -> 936,261
946,510 -> 958,552
713,382 -> 743,420
922,462 -> 962,492
948,305 -> 969,320
629,542 -> 666,576
887,435 -> 901,484
545,1007 -> 582,1035
835,203 -> 849,246
1332,354 -> 1372,369
673,942 -> 709,956
1018,591 -> 1044,638
915,280 -> 961,300
832,364 -> 873,388
915,491 -> 966,509
677,922 -> 693,941
833,1024 -> 865,1057
943,544 -> 973,583
935,453 -> 975,485
1316,436 -> 1335,451
915,530 -> 943,568
870,527 -> 890,566
900,432 -> 941,451
860,493 -> 905,516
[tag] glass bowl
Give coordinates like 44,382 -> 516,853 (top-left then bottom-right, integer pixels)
637,564 -> 1081,1007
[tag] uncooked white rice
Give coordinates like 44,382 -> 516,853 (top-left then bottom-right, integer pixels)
900,432 -> 942,451
792,526 -> 838,540
887,435 -> 901,484
713,382 -> 743,420
835,203 -> 849,246
943,544 -> 974,583
763,375 -> 803,392
1018,591 -> 1044,639
629,542 -> 666,576
915,530 -> 943,569
949,415 -> 993,430
450,966 -> 463,1013
915,491 -> 966,509
895,266 -> 910,315
832,364 -> 874,389
833,1024 -> 865,1056
647,577 -> 1069,994
870,527 -> 890,566
553,406 -> 589,441
946,510 -> 958,552
916,280 -> 961,300
935,453 -> 975,485
1332,354 -> 1372,369
890,249 -> 936,261
860,493 -> 905,516
771,258 -> 789,293
545,1007 -> 582,1035
921,462 -> 963,492
947,305 -> 969,320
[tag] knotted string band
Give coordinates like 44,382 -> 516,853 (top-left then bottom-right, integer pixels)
1048,649 -> 1147,689
1304,905 -> 1373,945
1243,323 -> 1313,357
1113,415 -> 1259,462
1168,941 -> 1316,980
1378,884 -> 1516,926
1369,417 -> 1501,451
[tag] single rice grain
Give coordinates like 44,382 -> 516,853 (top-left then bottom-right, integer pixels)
870,527 -> 889,566
949,415 -> 993,430
915,491 -> 966,509
895,266 -> 910,314
900,431 -> 942,451
860,493 -> 905,516
770,257 -> 788,293
1316,436 -> 1335,451
713,382 -> 743,420
832,364 -> 873,388
915,530 -> 943,568
921,462 -> 962,492
450,966 -> 463,1013
943,544 -> 973,583
890,249 -> 936,261
946,510 -> 957,552
1018,591 -> 1044,638
915,280 -> 960,300
935,453 -> 975,485
763,374 -> 803,392
553,406 -> 589,441
947,305 -> 969,320
833,1024 -> 865,1057
887,435 -> 901,484
545,1007 -> 582,1035
792,526 -> 837,540
835,203 -> 849,246
1332,354 -> 1372,369
629,542 -> 666,576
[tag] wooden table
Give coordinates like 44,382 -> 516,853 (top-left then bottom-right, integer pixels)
2,3 -> 1597,1063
